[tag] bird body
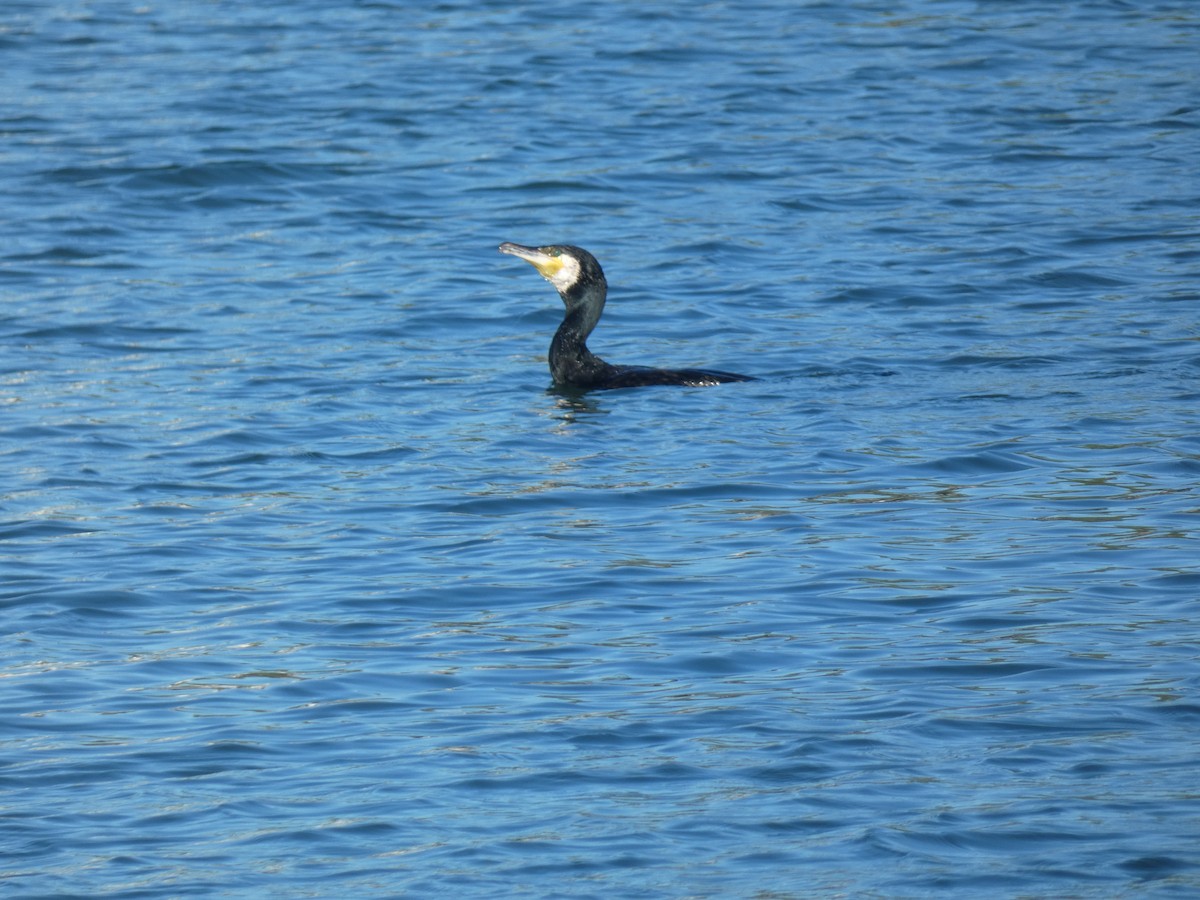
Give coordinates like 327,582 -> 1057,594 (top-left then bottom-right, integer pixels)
499,242 -> 752,391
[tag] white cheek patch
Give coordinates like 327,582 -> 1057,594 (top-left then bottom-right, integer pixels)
545,254 -> 580,292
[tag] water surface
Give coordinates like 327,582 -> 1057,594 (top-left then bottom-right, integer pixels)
3,1 -> 1199,896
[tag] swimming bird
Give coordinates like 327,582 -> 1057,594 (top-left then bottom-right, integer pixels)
498,242 -> 753,390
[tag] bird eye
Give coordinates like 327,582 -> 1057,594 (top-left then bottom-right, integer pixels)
548,248 -> 561,257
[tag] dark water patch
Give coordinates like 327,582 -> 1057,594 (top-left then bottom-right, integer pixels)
1026,268 -> 1133,290
896,448 -> 1037,477
4,245 -> 111,263
17,322 -> 198,343
0,519 -> 98,542
938,352 -> 1069,370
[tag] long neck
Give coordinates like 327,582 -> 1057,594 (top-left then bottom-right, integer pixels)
548,282 -> 613,385
564,279 -> 606,340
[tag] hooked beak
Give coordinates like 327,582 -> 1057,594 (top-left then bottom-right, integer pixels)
499,242 -> 564,279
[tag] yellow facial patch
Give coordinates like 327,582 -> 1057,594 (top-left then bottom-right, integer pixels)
534,256 -> 564,279
500,242 -> 580,293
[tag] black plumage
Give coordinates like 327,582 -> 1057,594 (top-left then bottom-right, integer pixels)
499,242 -> 753,391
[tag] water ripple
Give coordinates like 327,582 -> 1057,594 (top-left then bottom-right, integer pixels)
2,0 -> 1198,896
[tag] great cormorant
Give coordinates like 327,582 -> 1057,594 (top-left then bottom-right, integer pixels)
499,242 -> 753,390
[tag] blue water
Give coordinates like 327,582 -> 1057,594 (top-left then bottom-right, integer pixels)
3,1 -> 1199,896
